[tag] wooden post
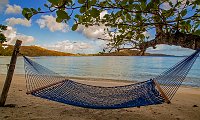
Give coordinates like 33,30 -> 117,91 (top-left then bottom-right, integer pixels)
0,40 -> 22,106
152,79 -> 171,104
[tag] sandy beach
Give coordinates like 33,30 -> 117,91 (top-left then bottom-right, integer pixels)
0,74 -> 200,120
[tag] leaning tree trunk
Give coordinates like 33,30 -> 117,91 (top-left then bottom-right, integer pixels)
138,11 -> 200,55
139,32 -> 200,55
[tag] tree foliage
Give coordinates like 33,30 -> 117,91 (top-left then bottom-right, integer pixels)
22,0 -> 200,54
0,24 -> 7,44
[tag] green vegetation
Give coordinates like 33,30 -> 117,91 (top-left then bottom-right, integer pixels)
0,44 -> 74,56
22,0 -> 200,54
92,49 -> 171,56
93,50 -> 145,56
0,24 -> 7,43
0,44 -> 169,56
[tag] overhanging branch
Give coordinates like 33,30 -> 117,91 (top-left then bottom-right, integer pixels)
139,32 -> 200,52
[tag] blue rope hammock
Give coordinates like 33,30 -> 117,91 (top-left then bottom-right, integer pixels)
23,49 -> 200,109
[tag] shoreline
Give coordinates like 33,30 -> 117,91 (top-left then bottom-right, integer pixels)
1,74 -> 199,88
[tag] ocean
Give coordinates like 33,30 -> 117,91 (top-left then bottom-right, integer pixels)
0,56 -> 200,87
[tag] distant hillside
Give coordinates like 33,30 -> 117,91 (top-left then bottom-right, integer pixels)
92,49 -> 172,56
0,44 -> 171,57
0,44 -> 74,56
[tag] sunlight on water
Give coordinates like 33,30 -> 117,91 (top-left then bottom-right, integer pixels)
0,56 -> 200,87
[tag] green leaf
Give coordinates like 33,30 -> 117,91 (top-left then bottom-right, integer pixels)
103,14 -> 109,19
75,15 -> 79,18
141,0 -> 147,9
23,13 -> 33,20
56,17 -> 63,23
136,34 -> 145,40
192,5 -> 196,9
126,32 -> 132,38
30,8 -> 37,14
23,8 -> 31,12
168,1 -> 173,7
56,10 -> 70,20
100,1 -> 106,6
72,24 -> 78,31
90,8 -> 100,18
186,20 -> 191,24
134,4 -> 141,11
135,13 -> 142,20
195,0 -> 200,5
78,0 -> 85,4
22,8 -> 32,20
126,13 -> 131,20
193,30 -> 200,35
22,9 -> 27,17
186,0 -> 190,5
121,0 -> 128,5
129,0 -> 133,4
115,11 -> 122,17
90,0 -> 97,5
38,8 -> 41,11
146,1 -> 154,10
193,24 -> 199,31
181,9 -> 187,17
78,16 -> 83,22
48,0 -> 58,5
44,4 -> 48,8
0,33 -> 7,43
80,6 -> 86,13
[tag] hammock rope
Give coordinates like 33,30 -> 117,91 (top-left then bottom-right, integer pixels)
23,49 -> 200,109
154,50 -> 200,100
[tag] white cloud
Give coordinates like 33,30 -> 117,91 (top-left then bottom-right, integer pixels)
2,26 -> 35,45
36,15 -> 69,32
77,24 -> 109,40
76,11 -> 110,40
5,17 -> 31,27
162,0 -> 194,10
162,0 -> 175,10
147,44 -> 195,56
0,0 -> 8,12
100,10 -> 108,19
40,40 -> 93,53
5,4 -> 22,14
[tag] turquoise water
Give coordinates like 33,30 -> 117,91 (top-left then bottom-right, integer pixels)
0,56 -> 200,87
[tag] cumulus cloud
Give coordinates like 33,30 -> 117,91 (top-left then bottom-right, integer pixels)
36,15 -> 69,32
0,0 -> 8,12
77,24 -> 109,40
76,11 -> 110,40
2,26 -> 35,45
147,44 -> 195,56
5,17 -> 31,27
40,40 -> 93,53
5,4 -> 22,14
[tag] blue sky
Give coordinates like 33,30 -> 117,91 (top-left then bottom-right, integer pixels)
0,0 -> 196,55
0,0 -> 106,54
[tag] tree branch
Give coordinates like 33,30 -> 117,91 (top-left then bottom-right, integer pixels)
139,32 -> 200,54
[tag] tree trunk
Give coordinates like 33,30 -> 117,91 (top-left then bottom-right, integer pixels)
139,32 -> 200,55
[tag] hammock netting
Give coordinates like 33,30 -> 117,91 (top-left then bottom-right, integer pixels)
23,49 -> 200,109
